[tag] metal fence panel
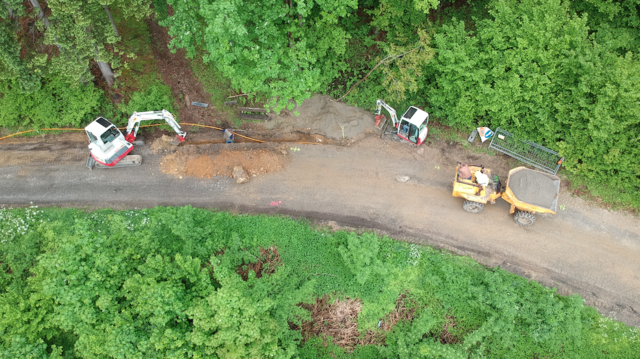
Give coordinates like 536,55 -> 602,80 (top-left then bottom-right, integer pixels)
488,128 -> 563,175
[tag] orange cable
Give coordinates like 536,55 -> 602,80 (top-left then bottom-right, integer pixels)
1,123 -> 322,145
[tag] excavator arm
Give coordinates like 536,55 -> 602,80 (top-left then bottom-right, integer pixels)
375,99 -> 400,127
124,109 -> 186,144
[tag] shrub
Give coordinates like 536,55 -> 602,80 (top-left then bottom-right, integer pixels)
0,76 -> 101,129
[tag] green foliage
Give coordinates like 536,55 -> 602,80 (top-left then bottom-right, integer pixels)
0,23 -> 41,93
0,76 -> 101,128
119,82 -> 176,116
163,0 -> 359,112
1,206 -> 639,358
153,0 -> 169,21
425,0 -> 640,208
338,233 -> 388,285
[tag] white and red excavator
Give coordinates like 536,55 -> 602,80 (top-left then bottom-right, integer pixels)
84,109 -> 186,169
375,99 -> 429,146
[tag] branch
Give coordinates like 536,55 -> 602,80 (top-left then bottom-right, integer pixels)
335,47 -> 421,102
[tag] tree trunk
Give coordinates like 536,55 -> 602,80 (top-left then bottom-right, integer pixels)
94,45 -> 114,87
103,4 -> 119,37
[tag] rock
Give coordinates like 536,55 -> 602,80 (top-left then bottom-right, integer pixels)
349,120 -> 359,127
395,175 -> 410,183
417,148 -> 424,155
280,149 -> 288,155
233,166 -> 250,184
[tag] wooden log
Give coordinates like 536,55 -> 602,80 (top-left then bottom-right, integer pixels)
238,106 -> 267,113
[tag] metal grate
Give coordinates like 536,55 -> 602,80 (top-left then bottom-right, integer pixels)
489,128 -> 564,175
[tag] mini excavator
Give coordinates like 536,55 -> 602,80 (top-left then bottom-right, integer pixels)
84,109 -> 186,169
375,99 -> 429,146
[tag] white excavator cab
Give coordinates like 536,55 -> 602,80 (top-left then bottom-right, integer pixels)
85,117 -> 133,167
376,100 -> 429,146
397,106 -> 429,145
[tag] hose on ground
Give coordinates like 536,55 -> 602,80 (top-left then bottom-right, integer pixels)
0,123 -> 322,145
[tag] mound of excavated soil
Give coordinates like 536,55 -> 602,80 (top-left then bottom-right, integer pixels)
160,149 -> 288,179
267,95 -> 375,139
509,169 -> 560,210
151,135 -> 178,154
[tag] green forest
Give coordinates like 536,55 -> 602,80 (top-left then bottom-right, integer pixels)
0,206 -> 638,358
1,0 -> 639,209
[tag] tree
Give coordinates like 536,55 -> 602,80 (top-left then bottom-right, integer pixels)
164,0 -> 359,111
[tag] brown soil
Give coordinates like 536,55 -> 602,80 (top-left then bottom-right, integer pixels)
299,294 -> 416,351
146,17 -> 227,127
236,247 -> 281,281
160,148 -> 289,179
150,135 -> 179,154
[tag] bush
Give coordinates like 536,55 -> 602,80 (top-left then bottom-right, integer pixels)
0,76 -> 101,129
424,0 -> 640,208
119,82 -> 176,116
1,207 -> 639,358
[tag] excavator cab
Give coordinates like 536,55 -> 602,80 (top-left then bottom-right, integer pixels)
397,107 -> 429,145
85,117 -> 134,167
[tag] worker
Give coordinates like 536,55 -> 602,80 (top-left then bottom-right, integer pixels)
223,129 -> 234,143
475,169 -> 490,187
458,163 -> 472,180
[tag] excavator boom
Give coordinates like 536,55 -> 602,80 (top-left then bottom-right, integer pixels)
124,109 -> 186,144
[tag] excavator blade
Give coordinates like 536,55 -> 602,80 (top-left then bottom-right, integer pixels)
95,155 -> 143,169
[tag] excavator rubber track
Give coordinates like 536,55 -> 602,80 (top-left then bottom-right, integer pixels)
88,155 -> 142,169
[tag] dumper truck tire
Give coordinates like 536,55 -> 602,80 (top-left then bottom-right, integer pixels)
463,200 -> 484,213
514,211 -> 536,226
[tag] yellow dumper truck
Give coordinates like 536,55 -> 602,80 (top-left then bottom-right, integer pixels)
452,163 -> 560,226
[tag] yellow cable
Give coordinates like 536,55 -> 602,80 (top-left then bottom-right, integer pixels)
0,123 -> 322,145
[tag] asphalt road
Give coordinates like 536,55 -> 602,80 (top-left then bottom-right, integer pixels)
1,137 -> 639,326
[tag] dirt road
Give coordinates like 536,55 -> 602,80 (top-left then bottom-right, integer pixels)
1,134 -> 639,326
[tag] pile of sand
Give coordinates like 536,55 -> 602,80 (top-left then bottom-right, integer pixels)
160,148 -> 288,179
509,169 -> 560,210
267,95 -> 375,139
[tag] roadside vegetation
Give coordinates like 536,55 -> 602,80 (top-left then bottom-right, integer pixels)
1,206 -> 638,358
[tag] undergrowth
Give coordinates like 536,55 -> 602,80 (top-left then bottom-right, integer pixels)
0,206 -> 637,358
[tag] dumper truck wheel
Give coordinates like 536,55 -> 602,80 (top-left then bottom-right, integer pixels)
463,200 -> 484,213
514,211 -> 536,226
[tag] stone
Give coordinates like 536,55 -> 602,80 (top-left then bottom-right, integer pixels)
233,166 -> 250,184
395,175 -> 410,183
417,148 -> 424,155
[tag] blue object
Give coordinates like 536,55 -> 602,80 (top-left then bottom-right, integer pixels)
223,129 -> 234,143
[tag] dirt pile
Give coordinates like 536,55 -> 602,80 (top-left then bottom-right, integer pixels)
267,95 -> 376,139
509,169 -> 560,210
160,148 -> 288,179
151,135 -> 179,154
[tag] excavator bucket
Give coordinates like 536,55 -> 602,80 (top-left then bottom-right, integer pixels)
167,135 -> 186,146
